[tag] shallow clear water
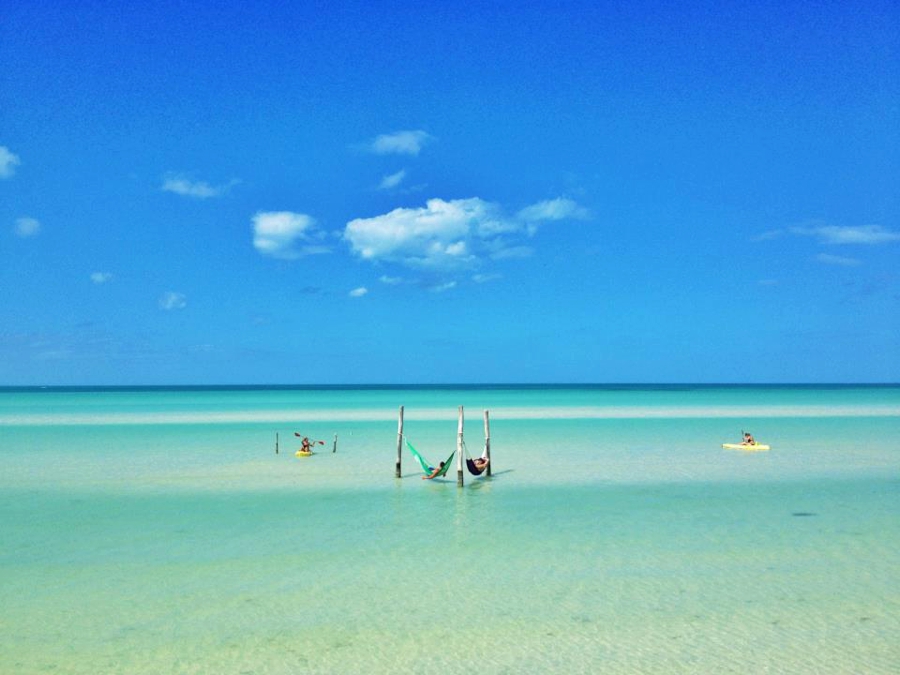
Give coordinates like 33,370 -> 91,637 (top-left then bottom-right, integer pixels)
1,386 -> 898,673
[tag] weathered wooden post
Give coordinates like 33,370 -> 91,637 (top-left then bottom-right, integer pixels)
333,433 -> 338,453
275,432 -> 279,455
395,406 -> 404,478
483,409 -> 492,476
457,405 -> 465,487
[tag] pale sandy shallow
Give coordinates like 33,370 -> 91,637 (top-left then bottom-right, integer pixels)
2,480 -> 898,675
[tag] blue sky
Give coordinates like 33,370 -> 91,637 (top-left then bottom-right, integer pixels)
1,0 -> 898,385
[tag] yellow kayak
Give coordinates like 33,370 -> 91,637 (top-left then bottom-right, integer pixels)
722,443 -> 770,452
295,450 -> 314,457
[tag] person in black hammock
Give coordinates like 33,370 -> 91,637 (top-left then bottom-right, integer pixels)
473,456 -> 489,471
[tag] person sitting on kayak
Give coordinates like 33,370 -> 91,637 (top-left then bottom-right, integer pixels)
422,461 -> 445,480
742,432 -> 756,445
301,437 -> 312,453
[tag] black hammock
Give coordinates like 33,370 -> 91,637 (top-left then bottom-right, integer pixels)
465,441 -> 490,476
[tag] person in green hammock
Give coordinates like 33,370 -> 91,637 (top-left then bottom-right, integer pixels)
422,461 -> 446,480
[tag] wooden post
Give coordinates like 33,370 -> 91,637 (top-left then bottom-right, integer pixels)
275,432 -> 279,455
395,406 -> 404,478
457,405 -> 465,487
483,409 -> 492,476
332,433 -> 338,453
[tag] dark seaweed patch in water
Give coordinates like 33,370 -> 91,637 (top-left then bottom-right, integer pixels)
791,512 -> 817,517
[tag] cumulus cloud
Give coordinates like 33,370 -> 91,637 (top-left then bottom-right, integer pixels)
15,217 -> 40,237
252,211 -> 328,259
369,130 -> 432,156
790,224 -> 900,245
159,291 -> 187,310
162,174 -> 239,198
0,146 -> 21,179
517,197 -> 589,222
344,196 -> 587,271
349,286 -> 368,297
345,198 -> 505,269
91,272 -> 113,284
379,169 -> 407,190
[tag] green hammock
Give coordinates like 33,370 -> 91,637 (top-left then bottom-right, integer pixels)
405,438 -> 454,478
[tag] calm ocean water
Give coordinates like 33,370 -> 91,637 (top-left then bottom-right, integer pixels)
1,385 -> 898,673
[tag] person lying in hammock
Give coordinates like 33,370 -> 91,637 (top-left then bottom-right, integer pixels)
422,461 -> 446,480
472,456 -> 489,471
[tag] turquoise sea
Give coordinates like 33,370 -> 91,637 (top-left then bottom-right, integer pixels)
1,385 -> 898,674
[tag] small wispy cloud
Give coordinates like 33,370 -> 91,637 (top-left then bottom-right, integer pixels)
14,217 -> 40,237
789,224 -> 900,245
349,287 -> 368,298
368,130 -> 433,156
0,146 -> 21,179
379,275 -> 403,285
91,272 -> 113,284
816,253 -> 861,266
517,197 -> 589,223
159,291 -> 187,310
751,229 -> 784,242
379,169 -> 407,190
162,174 -> 239,199
252,211 -> 329,259
490,245 -> 534,260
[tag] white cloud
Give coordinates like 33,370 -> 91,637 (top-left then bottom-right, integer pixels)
162,174 -> 239,198
345,198 -> 509,269
379,169 -> 407,190
790,224 -> 900,245
14,217 -> 40,237
816,253 -> 861,266
429,281 -> 457,292
91,272 -> 113,284
379,275 -> 403,285
344,195 -> 587,272
349,286 -> 368,297
159,291 -> 187,310
517,197 -> 589,222
0,146 -> 21,179
252,211 -> 327,259
369,130 -> 432,156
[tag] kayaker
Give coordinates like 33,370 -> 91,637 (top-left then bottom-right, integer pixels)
743,432 -> 755,445
301,436 -> 312,453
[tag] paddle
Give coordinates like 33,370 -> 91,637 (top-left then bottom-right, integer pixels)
294,432 -> 325,445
